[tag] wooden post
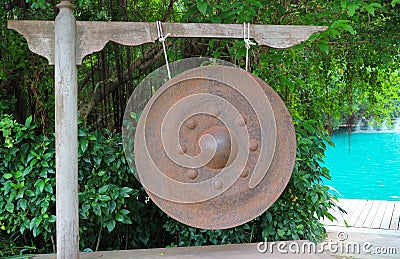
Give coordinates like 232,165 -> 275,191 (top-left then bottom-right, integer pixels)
54,1 -> 79,258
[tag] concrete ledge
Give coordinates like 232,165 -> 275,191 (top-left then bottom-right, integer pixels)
326,226 -> 400,258
33,242 -> 334,259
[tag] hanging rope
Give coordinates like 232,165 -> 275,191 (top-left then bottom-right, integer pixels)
243,22 -> 256,72
156,21 -> 171,79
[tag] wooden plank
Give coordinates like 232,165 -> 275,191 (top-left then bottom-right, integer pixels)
336,199 -> 353,227
164,23 -> 328,48
338,199 -> 360,227
363,200 -> 381,228
370,200 -> 389,229
380,201 -> 396,229
78,23 -> 327,64
347,199 -> 368,227
7,20 -> 54,64
354,200 -> 374,228
389,202 -> 400,230
8,20 -> 327,65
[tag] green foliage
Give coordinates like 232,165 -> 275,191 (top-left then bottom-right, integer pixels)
76,127 -> 143,250
0,113 -> 144,255
0,113 -> 55,255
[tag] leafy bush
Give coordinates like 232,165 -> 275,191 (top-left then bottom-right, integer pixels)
0,113 -> 337,256
0,114 -> 145,255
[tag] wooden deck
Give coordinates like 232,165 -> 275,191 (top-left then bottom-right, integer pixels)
322,198 -> 400,230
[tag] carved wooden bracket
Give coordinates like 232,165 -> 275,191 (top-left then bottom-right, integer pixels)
7,20 -> 327,65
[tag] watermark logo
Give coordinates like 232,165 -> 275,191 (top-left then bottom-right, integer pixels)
257,232 -> 397,256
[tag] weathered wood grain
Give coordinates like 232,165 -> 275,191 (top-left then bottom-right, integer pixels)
380,201 -> 395,229
389,202 -> 400,230
362,200 -> 381,228
371,200 -> 389,229
7,20 -> 55,64
76,22 -> 156,64
354,200 -> 374,228
323,199 -> 400,231
347,199 -> 367,226
8,20 -> 328,65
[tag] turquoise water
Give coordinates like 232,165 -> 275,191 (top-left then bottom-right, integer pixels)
323,131 -> 400,201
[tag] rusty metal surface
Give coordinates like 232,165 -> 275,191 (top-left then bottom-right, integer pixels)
132,65 -> 296,229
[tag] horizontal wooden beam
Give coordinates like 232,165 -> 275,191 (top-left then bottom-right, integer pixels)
8,20 -> 55,64
7,20 -> 327,65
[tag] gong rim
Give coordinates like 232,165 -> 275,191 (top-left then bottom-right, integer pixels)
133,65 -> 296,229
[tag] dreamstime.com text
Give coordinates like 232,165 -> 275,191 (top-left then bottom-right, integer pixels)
257,235 -> 397,255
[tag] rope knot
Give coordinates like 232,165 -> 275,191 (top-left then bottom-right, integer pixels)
156,21 -> 172,79
243,22 -> 256,71
244,38 -> 256,49
159,33 -> 171,43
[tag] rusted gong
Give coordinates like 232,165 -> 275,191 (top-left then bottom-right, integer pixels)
127,65 -> 296,229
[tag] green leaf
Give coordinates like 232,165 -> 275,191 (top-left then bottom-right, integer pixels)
44,183 -> 53,193
317,41 -> 329,55
369,3 -> 382,8
5,203 -> 14,213
392,0 -> 400,7
26,190 -> 35,197
23,165 -> 33,176
311,194 -> 318,203
80,139 -> 89,153
15,171 -> 23,179
81,203 -> 90,214
99,185 -> 108,194
3,173 -> 13,179
121,187 -> 133,194
120,209 -> 130,215
99,195 -> 111,202
196,0 -> 208,15
16,189 -> 24,198
365,5 -> 375,15
34,179 -> 45,192
121,216 -> 132,224
93,203 -> 101,216
48,215 -> 56,223
25,115 -> 33,128
341,24 -> 355,34
347,4 -> 359,16
331,20 -> 355,35
277,229 -> 285,237
19,199 -> 27,211
115,213 -> 124,222
105,220 -> 116,232
29,218 -> 36,230
78,128 -> 86,137
94,157 -> 101,165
